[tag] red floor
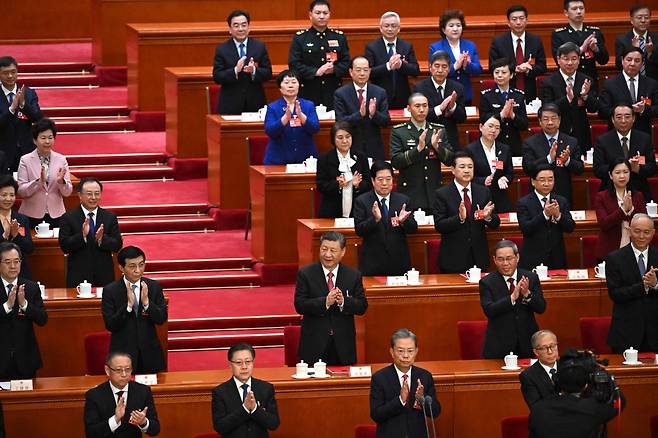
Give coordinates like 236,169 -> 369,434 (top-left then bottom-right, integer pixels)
57,132 -> 166,156
0,43 -> 91,63
37,86 -> 128,107
102,179 -> 208,208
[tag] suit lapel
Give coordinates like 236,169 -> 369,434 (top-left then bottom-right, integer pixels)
616,75 -> 633,102
316,262 -> 329,294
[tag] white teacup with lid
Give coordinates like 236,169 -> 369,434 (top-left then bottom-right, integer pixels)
314,359 -> 327,377
295,360 -> 309,377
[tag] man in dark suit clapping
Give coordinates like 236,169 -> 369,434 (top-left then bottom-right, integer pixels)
212,343 -> 280,438
614,5 -> 658,81
294,231 -> 368,365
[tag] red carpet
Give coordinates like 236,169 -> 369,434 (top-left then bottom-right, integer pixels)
58,132 -> 166,156
0,43 -> 91,63
102,179 -> 207,208
168,347 -> 285,372
37,86 -> 128,108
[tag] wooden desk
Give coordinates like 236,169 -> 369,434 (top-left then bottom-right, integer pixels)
297,212 -> 604,272
30,234 -> 66,288
129,13 -> 626,111
360,273 -> 608,363
37,288 -> 168,377
2,356 -> 656,438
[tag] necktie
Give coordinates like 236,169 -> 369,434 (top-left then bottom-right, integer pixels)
357,88 -> 364,108
239,43 -> 246,58
380,198 -> 389,221
401,374 -> 409,399
501,90 -> 508,100
387,42 -> 395,57
87,212 -> 96,239
548,137 -> 556,148
629,77 -> 637,103
462,188 -> 472,218
508,278 -> 515,295
116,390 -> 124,404
639,37 -> 646,76
6,284 -> 13,307
387,43 -> 397,88
566,76 -> 574,87
638,253 -> 647,277
621,137 -> 629,159
542,196 -> 548,208
7,92 -> 14,105
515,38 -> 525,91
131,283 -> 139,316
327,271 -> 334,290
549,368 -> 557,384
241,383 -> 249,402
437,85 -> 444,101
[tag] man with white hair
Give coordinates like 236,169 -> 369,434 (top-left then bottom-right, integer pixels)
364,11 -> 420,109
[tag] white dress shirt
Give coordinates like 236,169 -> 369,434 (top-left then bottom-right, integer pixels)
2,277 -> 25,314
233,376 -> 257,413
107,382 -> 150,433
511,32 -> 526,55
394,364 -> 412,405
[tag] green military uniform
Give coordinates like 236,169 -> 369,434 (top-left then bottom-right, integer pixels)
390,120 -> 454,211
288,26 -> 350,110
551,24 -> 609,91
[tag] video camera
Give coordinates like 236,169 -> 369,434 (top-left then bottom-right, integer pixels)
556,348 -> 619,403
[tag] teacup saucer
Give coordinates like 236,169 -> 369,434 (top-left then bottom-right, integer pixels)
594,274 -> 606,279
291,373 -> 311,379
35,231 -> 54,238
407,281 -> 422,286
466,279 -> 480,284
501,365 -> 521,371
77,293 -> 95,298
311,373 -> 329,378
622,361 -> 642,366
538,276 -> 551,281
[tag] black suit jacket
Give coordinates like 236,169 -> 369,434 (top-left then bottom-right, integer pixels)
365,37 -> 420,109
516,192 -> 575,270
370,364 -> 441,438
412,77 -> 467,149
488,32 -> 548,101
84,380 -> 160,438
593,129 -> 656,202
353,190 -> 417,276
102,277 -> 167,373
522,132 -> 584,204
212,377 -> 280,438
432,182 -> 500,273
465,140 -> 514,213
540,71 -> 598,149
479,87 -> 528,155
598,73 -> 658,135
519,360 -> 558,407
334,83 -> 390,159
0,211 -> 34,279
59,206 -> 123,287
480,269 -> 546,358
316,148 -> 371,218
615,30 -> 658,81
606,243 -> 658,352
212,38 -> 273,114
294,262 -> 367,365
0,278 -> 47,379
0,86 -> 41,172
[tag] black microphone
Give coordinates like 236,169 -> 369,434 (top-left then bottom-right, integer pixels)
418,395 -> 431,438
425,395 -> 438,438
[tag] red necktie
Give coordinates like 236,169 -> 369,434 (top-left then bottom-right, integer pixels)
402,374 -> 409,405
327,272 -> 334,290
508,277 -> 515,295
463,188 -> 472,217
357,89 -> 364,107
515,38 -> 525,91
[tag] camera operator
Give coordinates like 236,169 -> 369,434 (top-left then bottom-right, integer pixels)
529,349 -> 625,438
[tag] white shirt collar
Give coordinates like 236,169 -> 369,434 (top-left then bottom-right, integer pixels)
535,190 -> 550,204
353,82 -> 368,94
511,32 -> 526,43
623,70 -> 639,82
633,30 -> 648,39
631,243 -> 649,262
502,269 -> 518,283
393,364 -> 412,382
321,263 -> 339,281
109,381 -> 128,396
539,360 -> 557,376
233,376 -> 252,394
431,77 -> 446,89
1,84 -> 17,96
81,205 -> 99,218
233,38 -> 248,49
376,193 -> 390,203
559,69 -> 576,83
411,119 -> 427,131
123,275 -> 141,292
1,277 -> 17,290
453,180 -> 472,194
616,130 -> 632,144
382,37 -> 397,47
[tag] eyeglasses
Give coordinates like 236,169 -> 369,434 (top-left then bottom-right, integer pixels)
494,256 -> 516,263
534,343 -> 558,353
230,360 -> 254,367
108,366 -> 133,374
1,259 -> 21,266
394,348 -> 416,355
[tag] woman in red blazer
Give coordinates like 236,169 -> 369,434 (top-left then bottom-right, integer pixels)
594,158 -> 647,261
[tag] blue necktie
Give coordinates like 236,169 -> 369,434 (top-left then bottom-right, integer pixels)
7,92 -> 13,105
380,198 -> 389,221
638,253 -> 647,277
131,283 -> 139,316
87,212 -> 96,240
639,37 -> 646,76
241,383 -> 249,402
239,43 -> 246,58
501,90 -> 508,100
387,43 -> 397,87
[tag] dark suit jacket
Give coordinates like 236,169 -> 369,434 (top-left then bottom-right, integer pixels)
212,38 -> 273,114
516,192 -> 575,270
212,377 -> 280,438
412,77 -> 467,149
593,129 -> 656,202
101,277 -> 167,373
353,190 -> 417,276
59,206 -> 123,287
519,360 -> 557,407
479,87 -> 528,155
370,364 -> 441,438
598,73 -> 658,135
522,131 -> 583,204
432,182 -> 500,273
294,262 -> 367,365
84,380 -> 160,438
615,30 -> 658,81
606,243 -> 658,352
480,269 -> 546,358
316,148 -> 371,218
0,86 -> 41,172
0,211 -> 34,279
0,278 -> 47,379
594,190 -> 646,261
334,83 -> 390,159
488,31 -> 547,101
365,37 -> 420,109
540,71 -> 598,149
465,140 -> 514,213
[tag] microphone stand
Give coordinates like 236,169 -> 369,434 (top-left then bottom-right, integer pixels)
425,396 -> 438,438
418,395 -> 431,438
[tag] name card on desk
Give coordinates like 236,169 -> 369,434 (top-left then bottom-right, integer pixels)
285,164 -> 306,173
334,218 -> 355,228
512,157 -> 523,167
240,112 -> 261,122
10,379 -> 33,391
349,366 -> 372,377
387,276 -> 408,286
134,374 -> 158,386
567,269 -> 589,280
465,106 -> 477,117
507,212 -> 518,223
571,210 -> 586,221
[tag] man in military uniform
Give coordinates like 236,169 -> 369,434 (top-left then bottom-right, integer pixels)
390,93 -> 453,213
551,0 -> 609,92
288,0 -> 350,110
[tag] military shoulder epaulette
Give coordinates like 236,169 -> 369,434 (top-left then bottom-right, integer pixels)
554,26 -> 567,32
587,25 -> 600,30
330,28 -> 344,34
514,88 -> 525,94
429,122 -> 445,128
481,88 -> 492,94
393,122 -> 408,128
296,29 -> 307,35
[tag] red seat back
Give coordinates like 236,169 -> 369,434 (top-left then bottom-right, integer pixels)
651,414 -> 658,438
535,75 -> 548,94
84,331 -> 111,375
501,415 -> 529,438
649,177 -> 658,203
457,320 -> 487,359
193,434 -> 220,438
206,85 -> 221,115
502,236 -> 523,258
283,325 -> 301,367
466,130 -> 480,144
311,187 -> 321,218
590,124 -> 608,146
587,178 -> 602,209
246,136 -> 268,166
580,235 -> 598,268
579,316 -> 612,354
480,79 -> 496,92
517,176 -> 530,198
424,239 -> 441,274
354,424 -> 376,438
528,126 -> 541,136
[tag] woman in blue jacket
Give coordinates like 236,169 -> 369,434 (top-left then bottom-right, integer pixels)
263,70 -> 320,164
428,9 -> 482,105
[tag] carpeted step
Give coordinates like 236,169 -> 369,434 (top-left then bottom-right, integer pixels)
37,86 -> 128,109
57,132 -> 166,157
65,152 -> 168,167
19,62 -> 95,73
146,257 -> 253,273
168,330 -> 283,350
118,214 -> 217,233
43,106 -> 130,118
169,314 -> 300,332
51,115 -> 136,133
168,346 -> 284,371
19,72 -> 99,87
108,203 -> 208,217
152,269 -> 261,289
69,163 -> 175,181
